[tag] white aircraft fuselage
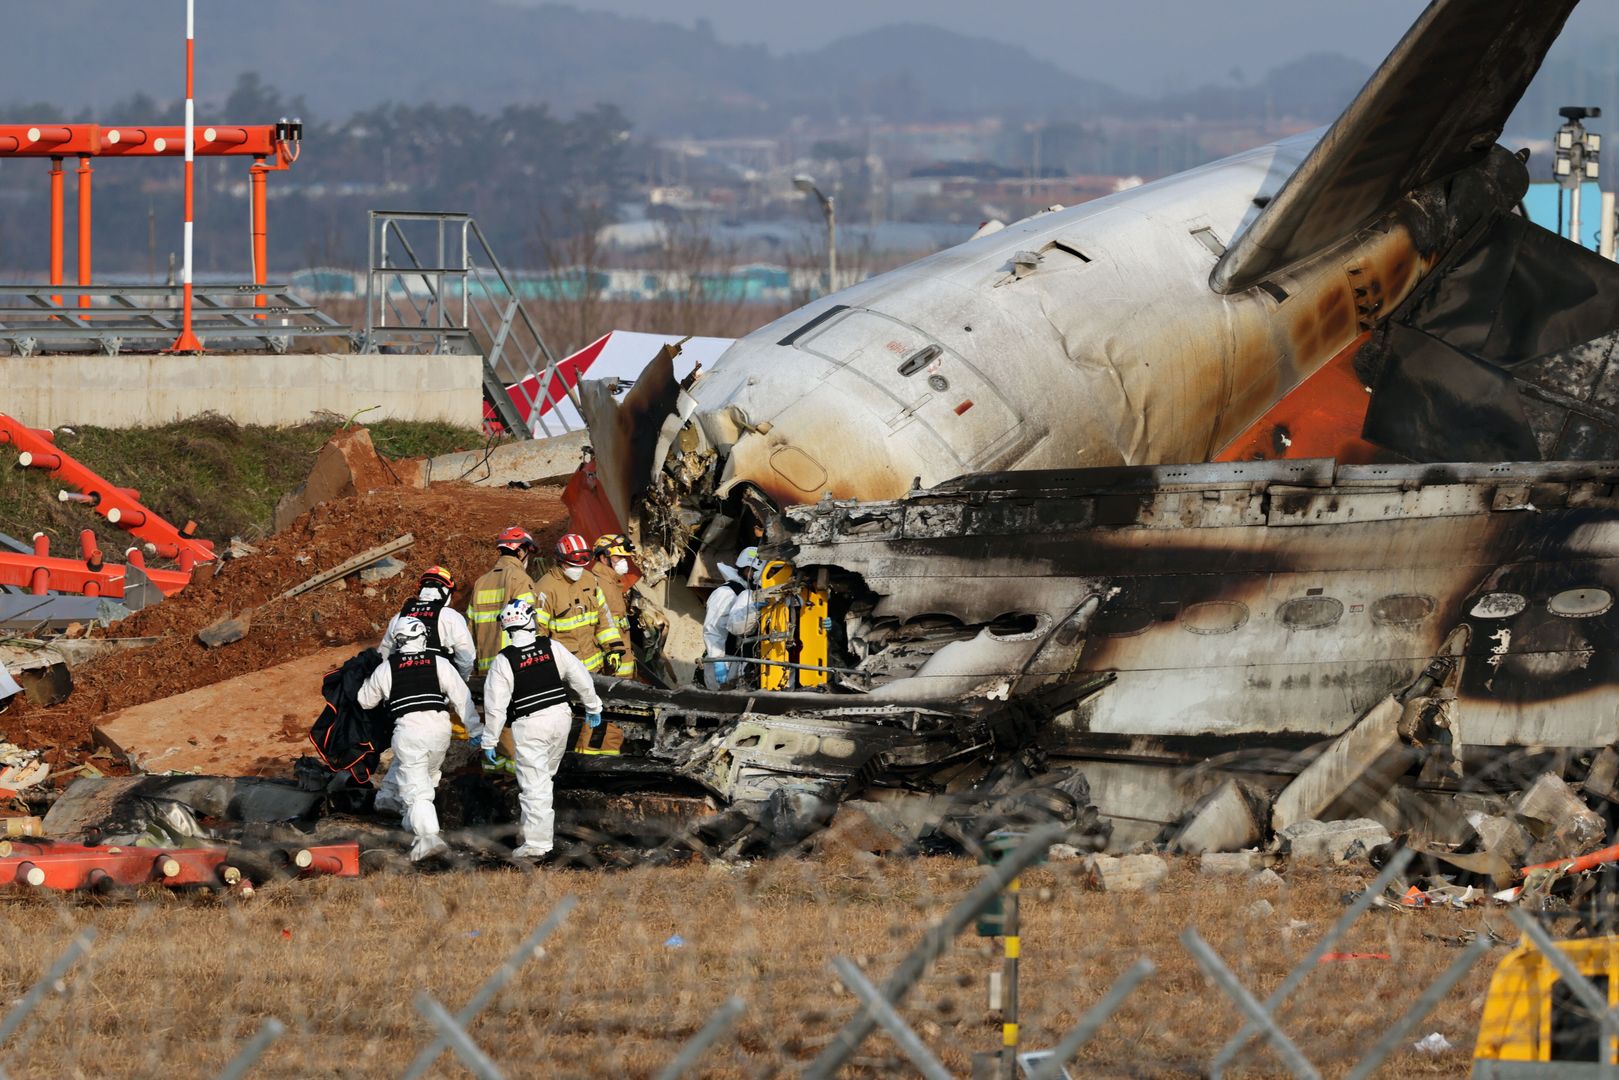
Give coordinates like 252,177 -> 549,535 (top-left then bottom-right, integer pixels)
683,130 -> 1461,510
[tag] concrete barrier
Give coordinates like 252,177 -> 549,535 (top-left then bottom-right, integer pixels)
424,428 -> 590,487
0,353 -> 483,428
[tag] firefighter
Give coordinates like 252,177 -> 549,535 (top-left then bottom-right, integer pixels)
356,617 -> 481,862
480,598 -> 602,860
378,565 -> 475,679
591,533 -> 638,678
533,533 -> 624,675
466,527 -> 540,686
702,546 -> 764,689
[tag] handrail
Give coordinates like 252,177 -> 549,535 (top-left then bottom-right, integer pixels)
362,209 -> 567,440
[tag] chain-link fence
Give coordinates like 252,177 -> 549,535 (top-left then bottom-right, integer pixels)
0,820 -> 1560,1080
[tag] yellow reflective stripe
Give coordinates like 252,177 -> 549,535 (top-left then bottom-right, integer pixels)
515,590 -> 535,605
579,651 -> 604,671
595,625 -> 621,645
468,612 -> 500,623
571,747 -> 622,755
475,589 -> 503,604
476,656 -> 495,672
551,614 -> 594,631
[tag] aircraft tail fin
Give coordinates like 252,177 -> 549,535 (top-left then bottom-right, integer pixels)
1211,0 -> 1578,295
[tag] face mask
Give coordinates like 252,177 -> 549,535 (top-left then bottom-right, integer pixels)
562,565 -> 585,582
612,557 -> 630,576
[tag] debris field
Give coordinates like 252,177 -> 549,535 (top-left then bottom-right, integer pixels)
5,476 -> 567,773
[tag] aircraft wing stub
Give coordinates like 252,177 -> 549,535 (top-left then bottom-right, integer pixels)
1212,0 -> 1580,295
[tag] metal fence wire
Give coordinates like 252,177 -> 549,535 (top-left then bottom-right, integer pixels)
0,826 -> 1558,1079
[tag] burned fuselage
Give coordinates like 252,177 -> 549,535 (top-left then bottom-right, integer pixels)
591,459 -> 1619,841
576,0 -> 1619,844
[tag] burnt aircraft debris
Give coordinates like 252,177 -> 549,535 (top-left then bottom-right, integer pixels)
559,0 -> 1619,862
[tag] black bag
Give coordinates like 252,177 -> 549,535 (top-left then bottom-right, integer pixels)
308,649 -> 392,784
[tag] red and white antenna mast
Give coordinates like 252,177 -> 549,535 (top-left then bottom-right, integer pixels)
169,0 -> 203,352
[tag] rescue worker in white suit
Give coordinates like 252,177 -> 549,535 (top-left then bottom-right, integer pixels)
480,598 -> 603,859
377,565 -> 476,678
702,546 -> 764,689
374,565 -> 478,815
356,616 -> 482,862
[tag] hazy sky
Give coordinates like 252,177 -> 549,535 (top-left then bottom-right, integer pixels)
505,0 -> 1619,94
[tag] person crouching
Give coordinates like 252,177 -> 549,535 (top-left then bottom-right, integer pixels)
357,615 -> 482,863
480,598 -> 603,861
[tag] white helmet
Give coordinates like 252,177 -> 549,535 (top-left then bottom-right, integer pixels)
735,546 -> 763,572
500,598 -> 537,633
393,616 -> 429,652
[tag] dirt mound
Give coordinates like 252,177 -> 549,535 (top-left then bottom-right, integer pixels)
5,481 -> 569,770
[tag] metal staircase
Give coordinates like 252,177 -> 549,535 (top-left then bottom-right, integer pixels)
361,210 -> 567,439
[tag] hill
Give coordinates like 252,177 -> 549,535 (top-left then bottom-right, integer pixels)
6,2 -> 1132,133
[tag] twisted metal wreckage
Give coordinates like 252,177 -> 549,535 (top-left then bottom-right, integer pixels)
556,0 -> 1619,852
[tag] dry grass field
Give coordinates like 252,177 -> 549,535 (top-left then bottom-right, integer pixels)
0,851 -> 1501,1079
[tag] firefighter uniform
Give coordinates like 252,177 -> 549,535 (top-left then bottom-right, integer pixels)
533,567 -> 623,674
467,555 -> 538,678
591,563 -> 637,678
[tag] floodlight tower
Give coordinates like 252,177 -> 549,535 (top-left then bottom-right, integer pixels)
1555,105 -> 1602,249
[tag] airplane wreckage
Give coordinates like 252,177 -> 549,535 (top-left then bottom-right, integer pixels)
563,0 -> 1619,852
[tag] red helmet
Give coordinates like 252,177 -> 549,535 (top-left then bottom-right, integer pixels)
420,565 -> 456,591
496,526 -> 536,554
556,533 -> 593,567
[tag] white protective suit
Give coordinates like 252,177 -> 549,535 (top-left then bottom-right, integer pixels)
374,587 -> 479,812
357,645 -> 482,861
702,563 -> 760,689
480,630 -> 602,857
377,586 -> 477,679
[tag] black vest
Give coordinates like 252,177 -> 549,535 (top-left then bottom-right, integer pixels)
399,594 -> 448,655
501,640 -> 568,719
388,653 -> 448,720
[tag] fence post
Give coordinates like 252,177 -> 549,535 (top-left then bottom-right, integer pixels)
804,824 -> 1065,1079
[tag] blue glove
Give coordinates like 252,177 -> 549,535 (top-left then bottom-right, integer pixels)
820,617 -> 833,630
482,747 -> 499,767
586,712 -> 603,729
712,661 -> 729,685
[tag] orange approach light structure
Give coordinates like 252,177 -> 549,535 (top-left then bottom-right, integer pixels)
0,413 -> 214,599
0,120 -> 303,327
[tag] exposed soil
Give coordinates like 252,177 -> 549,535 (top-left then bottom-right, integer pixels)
4,480 -> 569,771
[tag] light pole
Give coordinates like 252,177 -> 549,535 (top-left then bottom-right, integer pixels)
1555,105 -> 1602,249
794,173 -> 837,295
